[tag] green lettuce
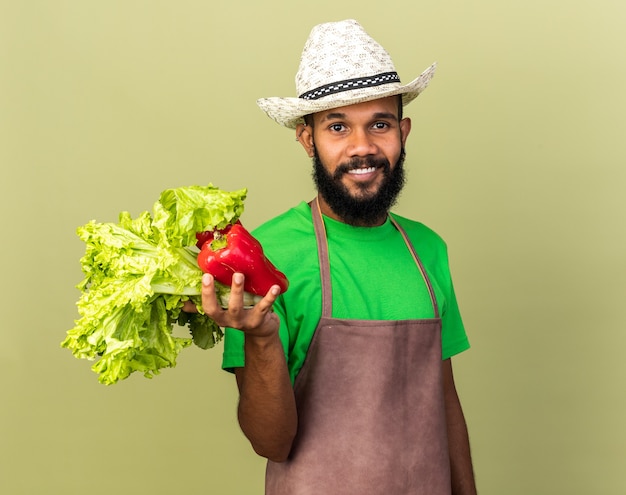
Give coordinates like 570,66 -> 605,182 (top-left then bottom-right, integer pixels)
61,184 -> 248,385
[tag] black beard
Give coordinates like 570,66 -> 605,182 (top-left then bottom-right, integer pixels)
312,149 -> 406,226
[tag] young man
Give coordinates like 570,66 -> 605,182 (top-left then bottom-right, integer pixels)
198,19 -> 477,495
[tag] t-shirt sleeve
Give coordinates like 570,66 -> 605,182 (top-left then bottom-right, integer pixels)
221,326 -> 245,374
441,277 -> 470,360
397,216 -> 470,360
221,295 -> 292,374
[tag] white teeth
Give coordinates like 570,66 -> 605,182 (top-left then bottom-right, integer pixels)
348,167 -> 376,175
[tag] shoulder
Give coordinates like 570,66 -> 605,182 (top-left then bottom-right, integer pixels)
252,202 -> 317,264
253,201 -> 312,236
253,202 -> 314,247
389,213 -> 447,250
388,213 -> 452,271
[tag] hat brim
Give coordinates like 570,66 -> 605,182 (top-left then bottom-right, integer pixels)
257,62 -> 436,129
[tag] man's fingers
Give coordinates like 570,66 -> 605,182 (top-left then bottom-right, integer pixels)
200,273 -> 225,316
226,272 -> 246,313
182,300 -> 198,313
254,285 -> 281,313
201,272 -> 247,328
200,272 -> 281,335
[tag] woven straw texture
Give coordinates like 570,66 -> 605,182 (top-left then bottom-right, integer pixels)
257,19 -> 436,128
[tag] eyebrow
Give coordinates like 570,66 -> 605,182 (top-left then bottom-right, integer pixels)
320,112 -> 347,122
373,112 -> 399,121
319,111 -> 398,123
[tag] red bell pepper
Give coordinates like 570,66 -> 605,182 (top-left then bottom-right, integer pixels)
196,222 -> 289,297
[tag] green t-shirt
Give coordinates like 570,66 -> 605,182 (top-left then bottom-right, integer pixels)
222,201 -> 470,384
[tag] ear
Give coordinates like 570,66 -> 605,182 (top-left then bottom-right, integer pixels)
295,124 -> 315,157
399,117 -> 412,147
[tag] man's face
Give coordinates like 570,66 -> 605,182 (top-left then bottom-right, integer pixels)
312,146 -> 406,227
300,97 -> 411,226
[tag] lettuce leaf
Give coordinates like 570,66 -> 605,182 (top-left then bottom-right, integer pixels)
61,184 -> 247,385
156,184 -> 247,248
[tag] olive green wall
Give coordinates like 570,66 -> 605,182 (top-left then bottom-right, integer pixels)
2,1 -> 624,494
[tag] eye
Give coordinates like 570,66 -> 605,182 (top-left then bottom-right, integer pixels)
328,123 -> 346,132
372,121 -> 390,130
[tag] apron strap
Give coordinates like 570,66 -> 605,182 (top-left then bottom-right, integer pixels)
311,197 -> 333,318
310,197 -> 440,319
389,215 -> 440,319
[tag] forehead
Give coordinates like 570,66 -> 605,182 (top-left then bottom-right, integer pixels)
312,96 -> 400,124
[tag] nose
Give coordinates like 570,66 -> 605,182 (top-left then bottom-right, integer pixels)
347,128 -> 377,156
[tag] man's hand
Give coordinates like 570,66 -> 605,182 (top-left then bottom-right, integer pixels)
184,272 -> 296,462
184,272 -> 281,338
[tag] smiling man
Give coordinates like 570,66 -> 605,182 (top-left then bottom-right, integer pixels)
197,19 -> 477,495
302,97 -> 409,226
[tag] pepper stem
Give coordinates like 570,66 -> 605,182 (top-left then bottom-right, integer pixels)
210,231 -> 228,251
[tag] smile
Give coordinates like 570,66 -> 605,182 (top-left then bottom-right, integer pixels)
347,167 -> 377,175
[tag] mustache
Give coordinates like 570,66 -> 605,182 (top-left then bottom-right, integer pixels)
332,156 -> 391,179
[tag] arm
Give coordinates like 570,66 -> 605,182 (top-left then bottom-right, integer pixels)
234,334 -> 297,462
199,272 -> 297,462
443,358 -> 477,495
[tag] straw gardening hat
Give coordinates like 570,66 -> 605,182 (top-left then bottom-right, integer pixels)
257,19 -> 437,129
